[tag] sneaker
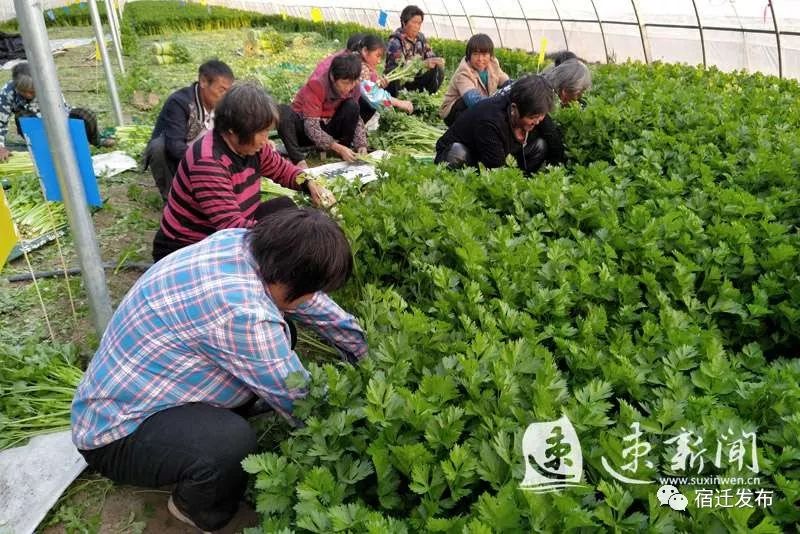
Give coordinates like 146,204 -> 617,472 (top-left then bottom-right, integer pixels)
98,137 -> 116,148
167,495 -> 212,533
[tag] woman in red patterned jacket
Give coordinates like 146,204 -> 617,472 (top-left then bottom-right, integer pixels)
277,53 -> 368,168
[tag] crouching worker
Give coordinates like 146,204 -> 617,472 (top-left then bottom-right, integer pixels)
72,208 -> 367,533
439,33 -> 509,126
0,62 -> 112,162
144,59 -> 234,200
153,82 -> 333,262
278,53 -> 368,168
435,75 -> 563,175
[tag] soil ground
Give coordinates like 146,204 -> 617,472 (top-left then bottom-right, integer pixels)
0,24 -> 334,534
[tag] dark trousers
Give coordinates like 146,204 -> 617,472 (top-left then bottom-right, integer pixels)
387,65 -> 444,97
15,107 -> 101,146
143,134 -> 178,201
435,138 -> 549,175
79,403 -> 258,532
151,196 -> 297,263
443,98 -> 468,127
359,96 -> 377,123
277,101 -> 360,164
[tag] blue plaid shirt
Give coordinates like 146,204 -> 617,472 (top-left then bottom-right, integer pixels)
71,229 -> 367,450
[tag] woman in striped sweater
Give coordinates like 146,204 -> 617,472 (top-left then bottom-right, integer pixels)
152,82 -> 333,262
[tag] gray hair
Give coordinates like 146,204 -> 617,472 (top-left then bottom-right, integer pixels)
11,62 -> 35,94
542,58 -> 592,96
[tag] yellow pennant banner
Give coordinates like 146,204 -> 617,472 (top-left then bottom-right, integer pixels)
310,7 -> 323,23
0,187 -> 19,270
537,37 -> 548,71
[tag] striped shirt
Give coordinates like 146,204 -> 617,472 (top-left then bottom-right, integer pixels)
159,129 -> 303,246
71,229 -> 367,450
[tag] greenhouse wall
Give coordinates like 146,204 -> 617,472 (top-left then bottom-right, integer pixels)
194,0 -> 800,80
2,0 -> 800,79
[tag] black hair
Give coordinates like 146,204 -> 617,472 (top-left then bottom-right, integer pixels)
214,81 -> 278,144
198,59 -> 234,83
247,208 -> 354,301
348,33 -> 386,53
329,53 -> 362,81
400,5 -> 425,26
346,32 -> 367,51
547,50 -> 582,66
509,74 -> 556,117
465,33 -> 494,60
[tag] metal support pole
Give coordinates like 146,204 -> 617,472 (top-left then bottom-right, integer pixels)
87,0 -> 124,125
766,0 -> 783,78
550,0 -> 569,50
630,0 -> 651,63
482,0 -> 504,47
589,0 -> 609,63
104,0 -> 125,74
440,1 -> 458,40
14,0 -> 113,336
515,0 -> 536,51
456,0 -> 474,35
689,0 -> 706,69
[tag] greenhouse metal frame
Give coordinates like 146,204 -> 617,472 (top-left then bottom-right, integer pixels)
194,0 -> 800,80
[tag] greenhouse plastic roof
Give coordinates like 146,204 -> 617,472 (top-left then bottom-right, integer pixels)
3,0 -> 800,78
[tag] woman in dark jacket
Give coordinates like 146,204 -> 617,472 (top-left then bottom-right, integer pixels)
435,74 -> 562,175
385,5 -> 445,97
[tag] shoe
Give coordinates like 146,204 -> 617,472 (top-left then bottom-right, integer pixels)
167,495 -> 213,533
98,138 -> 116,148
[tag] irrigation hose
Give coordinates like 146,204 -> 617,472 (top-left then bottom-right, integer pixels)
5,261 -> 154,283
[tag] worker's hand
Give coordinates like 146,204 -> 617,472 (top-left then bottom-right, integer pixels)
331,142 -> 357,162
0,147 -> 10,163
396,99 -> 414,114
356,146 -> 368,156
296,159 -> 309,170
307,179 -> 337,208
378,76 -> 389,88
426,57 -> 445,69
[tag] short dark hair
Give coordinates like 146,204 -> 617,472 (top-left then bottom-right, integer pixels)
400,5 -> 424,26
466,33 -> 494,60
348,33 -> 386,53
329,53 -> 362,81
12,62 -> 34,94
247,208 -> 354,301
198,59 -> 234,83
510,75 -> 556,117
214,82 -> 278,145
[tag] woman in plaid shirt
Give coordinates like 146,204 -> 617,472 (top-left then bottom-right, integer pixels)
72,208 -> 367,532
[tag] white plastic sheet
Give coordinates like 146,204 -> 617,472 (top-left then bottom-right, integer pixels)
0,430 -> 87,534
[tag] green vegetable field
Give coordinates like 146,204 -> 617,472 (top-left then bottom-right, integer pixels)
1,1 -> 799,532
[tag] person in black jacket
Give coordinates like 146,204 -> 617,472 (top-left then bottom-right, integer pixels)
144,60 -> 234,200
435,74 -> 562,175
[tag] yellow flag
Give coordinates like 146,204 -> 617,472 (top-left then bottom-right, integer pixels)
95,43 -> 100,61
310,7 -> 323,23
0,187 -> 19,270
537,37 -> 548,71
281,11 -> 288,21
